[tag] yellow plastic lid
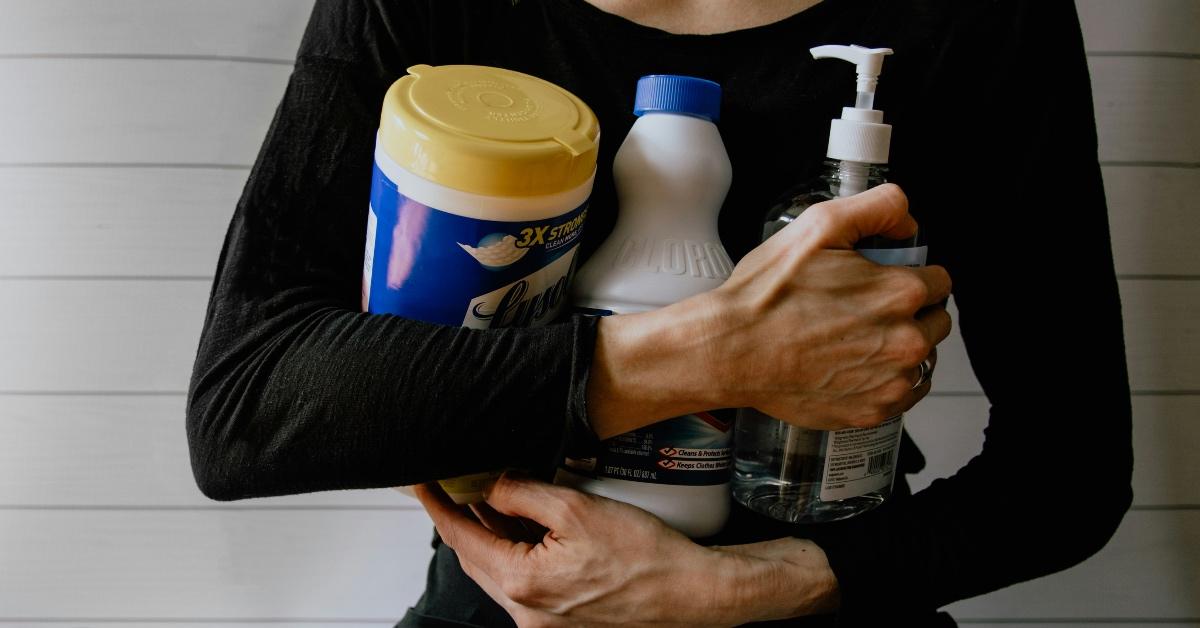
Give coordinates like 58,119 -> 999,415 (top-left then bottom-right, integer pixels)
379,64 -> 600,198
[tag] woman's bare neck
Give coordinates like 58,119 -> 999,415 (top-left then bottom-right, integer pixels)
582,0 -> 823,35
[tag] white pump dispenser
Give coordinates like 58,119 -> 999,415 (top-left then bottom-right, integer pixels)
809,45 -> 894,166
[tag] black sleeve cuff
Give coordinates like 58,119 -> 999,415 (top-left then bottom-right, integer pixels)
557,313 -> 604,463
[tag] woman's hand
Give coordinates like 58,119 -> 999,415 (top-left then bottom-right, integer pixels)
414,473 -> 839,627
587,183 -> 952,437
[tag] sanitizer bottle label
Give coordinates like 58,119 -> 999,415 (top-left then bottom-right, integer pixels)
363,161 -> 589,328
857,245 -> 927,268
817,243 -> 926,502
819,414 -> 903,501
564,411 -> 733,486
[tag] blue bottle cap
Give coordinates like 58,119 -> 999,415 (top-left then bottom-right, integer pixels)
633,75 -> 721,122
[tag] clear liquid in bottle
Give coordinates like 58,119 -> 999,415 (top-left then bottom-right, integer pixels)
732,160 -> 925,523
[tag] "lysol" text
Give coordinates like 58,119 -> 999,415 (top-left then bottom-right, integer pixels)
470,275 -> 569,328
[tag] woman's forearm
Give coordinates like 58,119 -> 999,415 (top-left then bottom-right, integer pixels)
715,537 -> 842,623
585,294 -> 729,439
418,472 -> 842,626
585,183 -> 952,441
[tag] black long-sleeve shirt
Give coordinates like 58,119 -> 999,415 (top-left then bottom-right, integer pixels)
186,1 -> 1134,626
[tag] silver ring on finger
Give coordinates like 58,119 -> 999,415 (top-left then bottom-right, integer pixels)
911,358 -> 933,391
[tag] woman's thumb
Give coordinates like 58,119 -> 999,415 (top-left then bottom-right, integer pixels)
804,183 -> 917,249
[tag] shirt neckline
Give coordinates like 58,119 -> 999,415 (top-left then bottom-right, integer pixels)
560,0 -> 843,44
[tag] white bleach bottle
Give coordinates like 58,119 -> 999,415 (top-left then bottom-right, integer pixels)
555,75 -> 735,538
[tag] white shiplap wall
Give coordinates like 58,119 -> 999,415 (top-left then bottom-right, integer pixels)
0,0 -> 1195,625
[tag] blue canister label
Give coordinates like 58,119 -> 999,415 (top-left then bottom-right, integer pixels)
363,161 -> 588,328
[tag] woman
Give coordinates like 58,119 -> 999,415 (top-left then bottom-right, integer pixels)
186,0 -> 1133,625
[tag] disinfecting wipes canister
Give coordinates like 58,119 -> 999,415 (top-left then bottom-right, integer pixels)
361,64 -> 600,504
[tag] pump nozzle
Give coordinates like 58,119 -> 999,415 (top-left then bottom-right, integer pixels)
809,44 -> 894,164
810,45 -> 893,110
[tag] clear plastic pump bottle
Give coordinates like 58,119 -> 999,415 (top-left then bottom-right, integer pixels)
732,45 -> 928,524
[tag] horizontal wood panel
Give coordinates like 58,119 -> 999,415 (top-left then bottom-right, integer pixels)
4,166 -> 1194,279
0,395 -> 417,508
1104,166 -> 1200,276
1,393 -> 1190,508
1089,56 -> 1200,165
1121,279 -> 1200,391
1126,396 -> 1200,506
1,280 -> 1195,394
0,59 -> 289,165
1076,0 -> 1200,55
905,395 -> 1200,506
0,280 -> 208,392
0,168 -> 243,277
0,510 -> 434,618
0,0 -> 314,60
947,511 -> 1200,619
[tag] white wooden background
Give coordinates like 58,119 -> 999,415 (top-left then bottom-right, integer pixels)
0,0 -> 1196,625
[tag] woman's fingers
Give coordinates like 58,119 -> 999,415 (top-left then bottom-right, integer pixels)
803,183 -> 917,248
469,501 -> 539,543
484,471 -> 588,534
912,265 -> 953,308
911,344 -> 938,381
421,475 -> 739,626
905,346 -> 937,403
916,303 -> 953,345
456,553 -> 558,628
455,553 -> 520,616
413,482 -> 527,576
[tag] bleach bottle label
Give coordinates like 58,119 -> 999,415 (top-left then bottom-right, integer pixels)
563,410 -> 734,486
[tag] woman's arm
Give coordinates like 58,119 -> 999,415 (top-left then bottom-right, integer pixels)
415,474 -> 841,627
185,1 -> 608,499
185,57 -> 601,499
590,181 -> 953,438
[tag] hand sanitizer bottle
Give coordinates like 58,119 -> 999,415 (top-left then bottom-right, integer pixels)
732,45 -> 927,524
555,75 -> 735,538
